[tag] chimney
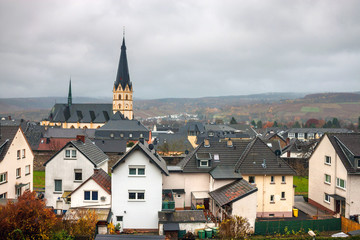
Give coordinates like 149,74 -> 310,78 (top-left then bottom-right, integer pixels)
8,116 -> 11,120
204,139 -> 210,147
139,137 -> 144,144
94,168 -> 100,174
76,135 -> 85,143
227,138 -> 233,148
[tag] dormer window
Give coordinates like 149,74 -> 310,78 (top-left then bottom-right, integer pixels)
196,153 -> 211,168
204,139 -> 210,147
200,160 -> 209,167
227,139 -> 233,147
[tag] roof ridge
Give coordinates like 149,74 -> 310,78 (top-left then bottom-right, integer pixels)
234,138 -> 257,170
177,141 -> 203,169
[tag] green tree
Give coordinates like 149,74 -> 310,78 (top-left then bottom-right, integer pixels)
323,120 -> 333,128
293,121 -> 301,128
256,120 -> 263,129
273,121 -> 279,127
230,117 -> 237,124
332,118 -> 340,128
250,120 -> 256,127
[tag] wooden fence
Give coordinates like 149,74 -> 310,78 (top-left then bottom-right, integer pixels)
341,216 -> 360,233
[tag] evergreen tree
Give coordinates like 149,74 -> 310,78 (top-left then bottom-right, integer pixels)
256,120 -> 263,129
293,121 -> 301,128
332,118 -> 340,128
250,120 -> 256,127
230,117 -> 237,124
273,121 -> 279,127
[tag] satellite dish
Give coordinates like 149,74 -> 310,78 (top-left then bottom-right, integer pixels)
148,144 -> 154,150
275,149 -> 281,156
185,150 -> 189,155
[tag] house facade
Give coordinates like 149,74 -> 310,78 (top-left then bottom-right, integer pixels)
308,133 -> 360,219
111,140 -> 169,231
44,136 -> 108,210
0,125 -> 34,199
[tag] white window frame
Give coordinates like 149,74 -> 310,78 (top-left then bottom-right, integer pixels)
0,172 -> 7,184
325,174 -> 331,184
128,166 -> 146,176
74,169 -> 82,181
17,150 -> 21,159
22,149 -> 26,158
336,177 -> 346,190
65,149 -> 77,159
25,165 -> 30,175
298,133 -> 305,139
325,156 -> 331,165
270,176 -> 275,183
54,179 -> 62,192
84,190 -> 99,201
200,160 -> 209,167
288,133 -> 295,139
128,190 -> 145,201
0,192 -> 6,199
308,133 -> 314,139
324,193 -> 330,203
16,168 -> 21,179
16,187 -> 21,197
281,176 -> 286,183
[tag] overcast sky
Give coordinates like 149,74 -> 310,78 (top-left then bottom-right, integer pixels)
0,0 -> 360,100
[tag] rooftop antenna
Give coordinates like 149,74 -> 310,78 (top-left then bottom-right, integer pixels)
123,26 -> 125,37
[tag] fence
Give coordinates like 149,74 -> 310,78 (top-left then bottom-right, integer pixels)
341,216 -> 360,233
255,218 -> 341,235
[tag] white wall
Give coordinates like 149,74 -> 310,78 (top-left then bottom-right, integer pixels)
0,128 -> 33,199
45,145 -> 102,208
112,149 -> 163,230
70,178 -> 111,208
232,191 -> 257,230
163,172 -> 210,209
347,175 -> 360,217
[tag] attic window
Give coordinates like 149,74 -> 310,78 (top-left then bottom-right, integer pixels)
200,160 -> 209,167
204,139 -> 210,147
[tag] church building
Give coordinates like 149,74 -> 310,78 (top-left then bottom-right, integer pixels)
41,36 -> 134,129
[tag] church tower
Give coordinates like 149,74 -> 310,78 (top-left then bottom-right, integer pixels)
112,35 -> 133,119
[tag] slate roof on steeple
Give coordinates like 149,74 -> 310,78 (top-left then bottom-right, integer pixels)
114,37 -> 132,91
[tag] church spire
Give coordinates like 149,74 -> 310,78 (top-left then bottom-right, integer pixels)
114,34 -> 132,91
68,78 -> 72,107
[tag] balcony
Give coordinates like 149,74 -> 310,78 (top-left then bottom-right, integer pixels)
162,189 -> 175,211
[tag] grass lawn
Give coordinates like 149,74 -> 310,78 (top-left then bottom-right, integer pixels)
293,176 -> 308,195
300,106 -> 320,113
33,171 -> 45,189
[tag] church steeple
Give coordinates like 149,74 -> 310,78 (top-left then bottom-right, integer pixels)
68,78 -> 72,107
112,31 -> 134,119
114,36 -> 132,91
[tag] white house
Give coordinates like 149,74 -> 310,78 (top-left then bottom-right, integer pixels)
44,136 -> 108,211
69,168 -> 111,208
0,125 -> 34,199
308,133 -> 360,219
111,140 -> 169,232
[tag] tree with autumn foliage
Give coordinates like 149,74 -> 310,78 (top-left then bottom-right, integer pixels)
64,209 -> 97,238
0,191 -> 59,239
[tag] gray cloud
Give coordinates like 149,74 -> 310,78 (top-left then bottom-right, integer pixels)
0,0 -> 360,99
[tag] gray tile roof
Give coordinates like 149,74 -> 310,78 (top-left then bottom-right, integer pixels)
326,133 -> 360,174
93,139 -> 126,153
44,138 -> 108,167
288,128 -> 352,134
153,133 -> 193,152
112,141 -> 169,175
0,125 -> 19,162
210,165 -> 242,179
235,138 -> 296,175
46,103 -> 112,123
23,122 -> 46,150
158,210 -> 206,223
44,128 -> 96,139
209,179 -> 257,206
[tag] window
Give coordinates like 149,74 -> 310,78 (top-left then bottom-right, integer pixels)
0,172 -> 7,184
282,176 -> 286,183
54,180 -> 62,192
214,154 -> 220,162
308,133 -> 314,139
120,134 -> 124,138
65,149 -> 76,158
298,133 -> 305,139
325,174 -> 331,184
22,149 -> 26,158
129,133 -> 133,138
74,169 -> 82,181
281,192 -> 285,199
288,133 -> 295,139
17,150 -> 21,159
16,187 -> 21,197
270,195 -> 274,202
336,178 -> 346,189
0,193 -> 6,199
129,166 -> 145,176
325,156 -> 331,165
25,165 -> 30,175
128,190 -> 145,201
16,168 -> 21,178
357,158 -> 360,168
249,176 -> 255,184
116,216 -> 123,222
140,133 -> 143,138
324,193 -> 330,203
270,176 -> 275,183
84,191 -> 98,201
200,160 -> 209,167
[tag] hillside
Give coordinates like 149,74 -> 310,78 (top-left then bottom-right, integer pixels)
1,92 -> 360,122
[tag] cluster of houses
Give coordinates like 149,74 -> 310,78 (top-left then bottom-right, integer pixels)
1,35 -> 360,238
